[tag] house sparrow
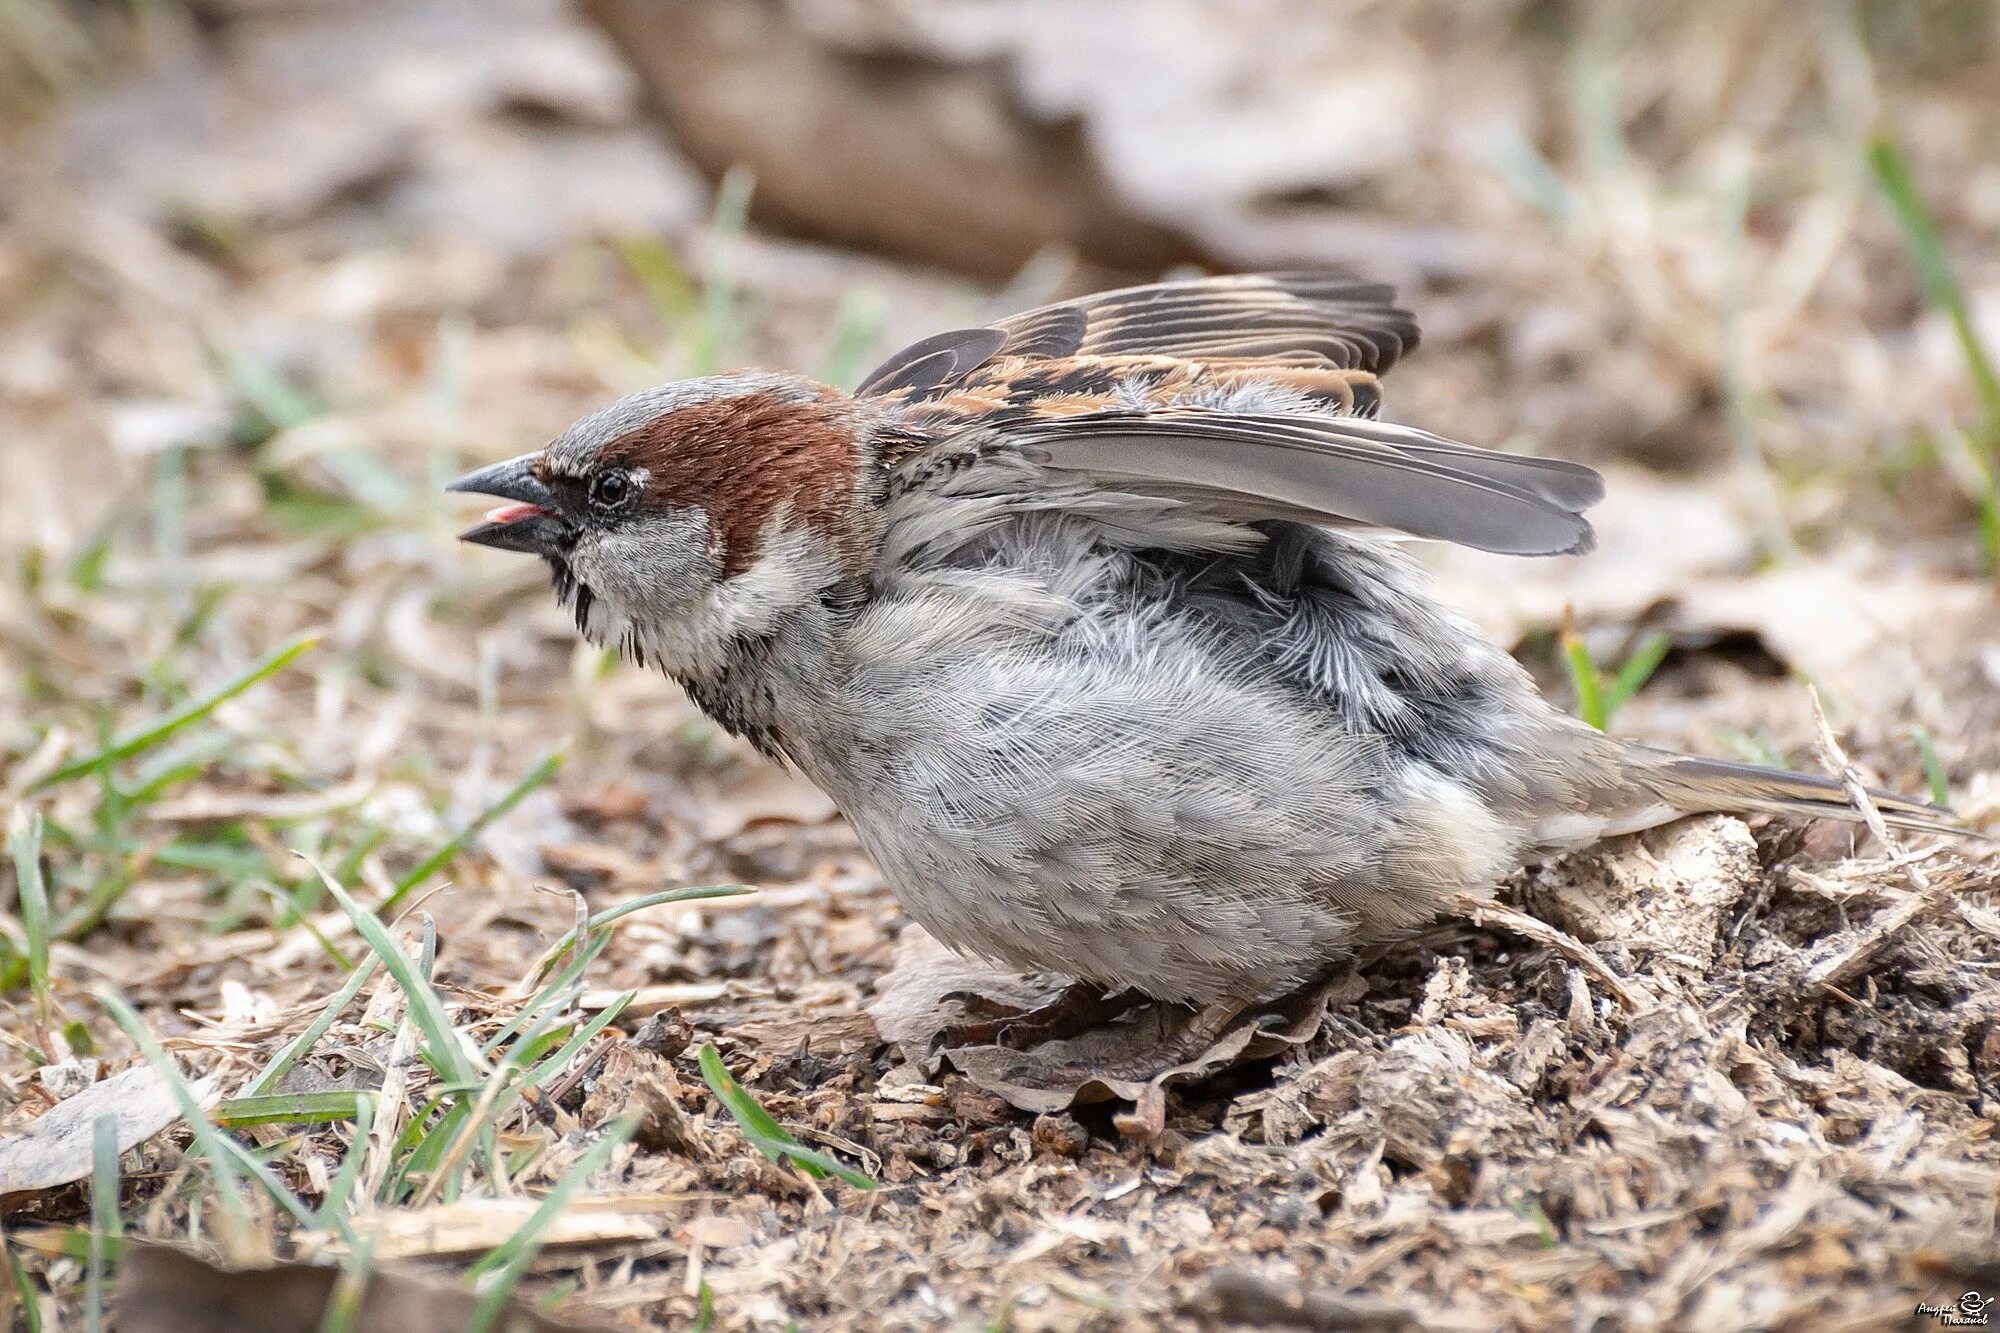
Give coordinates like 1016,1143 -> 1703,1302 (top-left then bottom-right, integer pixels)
451,272 -> 1954,1004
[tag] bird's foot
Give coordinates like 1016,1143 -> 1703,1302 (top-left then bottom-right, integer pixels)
940,981 -> 1144,1049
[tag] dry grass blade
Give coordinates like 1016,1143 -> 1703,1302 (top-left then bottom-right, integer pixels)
1450,893 -> 1651,1013
299,854 -> 480,1087
1802,686 -> 1949,990
462,1113 -> 643,1333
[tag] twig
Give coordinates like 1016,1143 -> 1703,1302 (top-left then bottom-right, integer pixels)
1803,686 -> 1948,989
1450,893 -> 1650,1013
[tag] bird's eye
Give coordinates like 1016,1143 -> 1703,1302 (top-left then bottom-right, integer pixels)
588,470 -> 634,511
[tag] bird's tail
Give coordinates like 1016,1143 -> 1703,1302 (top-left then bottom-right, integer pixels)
1631,745 -> 1964,837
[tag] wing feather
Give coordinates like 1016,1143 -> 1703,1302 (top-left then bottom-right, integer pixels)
860,271 -> 1603,558
855,327 -> 1008,397
1006,411 -> 1597,557
857,271 -> 1419,400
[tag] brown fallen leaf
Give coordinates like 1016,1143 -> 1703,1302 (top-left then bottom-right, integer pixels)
867,928 -> 1067,1049
0,1064 -> 220,1197
114,1242 -> 593,1333
869,928 -> 1344,1119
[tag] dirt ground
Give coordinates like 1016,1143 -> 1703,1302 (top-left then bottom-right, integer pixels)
4,1 -> 2000,1330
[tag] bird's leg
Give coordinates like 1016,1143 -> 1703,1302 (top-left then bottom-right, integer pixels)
939,981 -> 1145,1049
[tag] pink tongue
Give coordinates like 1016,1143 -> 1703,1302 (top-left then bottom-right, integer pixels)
485,502 -> 548,524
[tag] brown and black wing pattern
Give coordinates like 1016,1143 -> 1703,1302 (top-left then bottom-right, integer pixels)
988,271 -> 1418,373
860,272 -> 1604,558
857,272 -> 1416,400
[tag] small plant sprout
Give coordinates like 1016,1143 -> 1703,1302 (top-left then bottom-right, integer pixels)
1560,622 -> 1673,732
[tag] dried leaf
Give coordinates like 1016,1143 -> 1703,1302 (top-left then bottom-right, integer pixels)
869,928 -> 1341,1116
0,1065 -> 220,1197
114,1243 -> 592,1333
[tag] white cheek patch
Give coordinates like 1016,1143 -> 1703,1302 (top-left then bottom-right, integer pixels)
580,515 -> 848,679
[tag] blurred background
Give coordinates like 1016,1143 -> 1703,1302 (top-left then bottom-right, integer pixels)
3,2 -> 2000,1325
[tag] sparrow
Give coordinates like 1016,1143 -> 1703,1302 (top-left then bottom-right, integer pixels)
450,272 -> 1955,1004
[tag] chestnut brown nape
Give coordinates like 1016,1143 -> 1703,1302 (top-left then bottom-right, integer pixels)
603,387 -> 869,577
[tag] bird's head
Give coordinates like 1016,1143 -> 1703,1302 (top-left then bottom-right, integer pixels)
449,372 -> 878,671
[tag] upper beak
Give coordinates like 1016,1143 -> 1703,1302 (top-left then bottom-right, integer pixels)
447,453 -> 563,554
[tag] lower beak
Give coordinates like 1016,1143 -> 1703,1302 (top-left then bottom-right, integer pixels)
448,453 -> 563,553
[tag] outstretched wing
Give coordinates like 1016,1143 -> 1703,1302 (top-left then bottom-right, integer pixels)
1002,409 -> 1602,557
861,271 -> 1602,558
857,271 -> 1418,399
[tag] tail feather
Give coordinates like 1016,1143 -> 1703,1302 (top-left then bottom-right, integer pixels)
1640,749 -> 1965,837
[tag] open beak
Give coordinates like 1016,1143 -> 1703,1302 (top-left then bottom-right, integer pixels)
447,453 -> 563,554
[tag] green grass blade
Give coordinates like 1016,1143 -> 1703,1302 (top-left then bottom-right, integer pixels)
689,167 -> 754,375
521,884 -> 749,992
588,885 -> 753,932
1603,631 -> 1673,720
243,954 -> 380,1097
250,881 -> 354,970
299,856 -> 479,1086
212,1134 -> 325,1234
1868,135 -> 2000,435
214,344 -> 320,434
618,234 -> 698,332
742,1132 -> 877,1191
4,1239 -> 44,1333
7,809 -> 51,1013
379,751 -> 562,915
488,931 -> 612,1056
1911,726 -> 1952,807
85,1114 -> 119,1333
698,1043 -> 809,1171
462,1114 -> 643,1332
316,1230 -> 376,1333
698,1043 -> 873,1189
392,1101 -> 473,1203
34,637 -> 319,789
818,289 -> 885,390
318,1095 -> 375,1230
214,1091 -> 370,1127
518,993 -> 630,1094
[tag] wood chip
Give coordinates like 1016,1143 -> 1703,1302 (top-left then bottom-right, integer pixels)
298,1197 -> 663,1261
